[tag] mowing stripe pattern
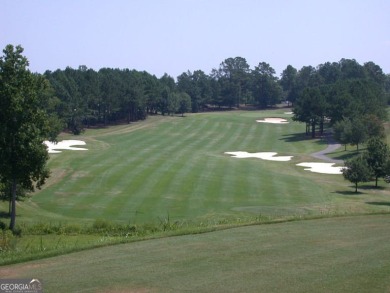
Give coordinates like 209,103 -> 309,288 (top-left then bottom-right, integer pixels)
31,111 -> 347,223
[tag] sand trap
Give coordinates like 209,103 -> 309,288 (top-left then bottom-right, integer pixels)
284,111 -> 293,115
44,140 -> 88,153
256,118 -> 289,124
225,151 -> 293,161
296,162 -> 343,174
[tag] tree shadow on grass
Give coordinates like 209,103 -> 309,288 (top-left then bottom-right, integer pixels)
326,149 -> 362,162
0,211 -> 10,219
279,132 -> 327,145
366,201 -> 390,207
333,190 -> 365,196
334,185 -> 385,196
359,185 -> 386,191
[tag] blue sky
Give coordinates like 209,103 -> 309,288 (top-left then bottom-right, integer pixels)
1,0 -> 389,78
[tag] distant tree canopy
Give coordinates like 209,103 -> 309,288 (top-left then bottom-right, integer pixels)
291,59 -> 388,138
40,57 -> 389,135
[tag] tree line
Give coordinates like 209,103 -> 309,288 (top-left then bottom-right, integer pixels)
43,57 -> 390,137
291,60 -> 389,138
43,57 -> 285,134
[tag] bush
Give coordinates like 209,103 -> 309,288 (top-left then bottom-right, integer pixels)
12,227 -> 22,237
59,223 -> 83,235
0,229 -> 17,251
0,221 -> 6,230
92,219 -> 112,232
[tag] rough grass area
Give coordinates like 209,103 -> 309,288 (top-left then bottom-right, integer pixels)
1,215 -> 390,293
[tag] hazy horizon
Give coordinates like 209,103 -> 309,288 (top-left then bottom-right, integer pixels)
2,0 -> 389,78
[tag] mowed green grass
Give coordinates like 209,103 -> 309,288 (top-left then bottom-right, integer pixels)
3,110 -> 390,292
10,109 -> 390,225
2,215 -> 390,293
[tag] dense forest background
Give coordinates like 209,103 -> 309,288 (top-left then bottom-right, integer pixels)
42,57 -> 390,135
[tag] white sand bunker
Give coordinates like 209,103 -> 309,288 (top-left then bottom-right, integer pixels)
44,140 -> 88,154
225,151 -> 293,161
296,162 -> 343,174
256,118 -> 289,124
284,111 -> 293,114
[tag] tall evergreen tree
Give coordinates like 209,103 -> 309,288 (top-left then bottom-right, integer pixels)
252,62 -> 281,108
280,65 -> 298,106
0,45 -> 58,230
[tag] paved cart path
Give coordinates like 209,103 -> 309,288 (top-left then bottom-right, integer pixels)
311,134 -> 343,164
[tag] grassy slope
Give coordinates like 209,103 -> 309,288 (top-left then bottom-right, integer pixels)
9,110 -> 390,226
1,215 -> 390,293
2,109 -> 390,291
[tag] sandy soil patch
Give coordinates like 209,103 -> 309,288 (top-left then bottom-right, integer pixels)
225,151 -> 293,161
256,118 -> 289,124
44,140 -> 88,153
296,162 -> 344,174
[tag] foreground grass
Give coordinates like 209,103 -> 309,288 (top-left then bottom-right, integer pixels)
0,213 -> 334,266
1,214 -> 390,293
0,216 -> 249,265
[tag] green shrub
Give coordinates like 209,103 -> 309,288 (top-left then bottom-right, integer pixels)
0,221 -> 6,230
0,229 -> 17,251
12,227 -> 22,237
92,219 -> 112,232
59,223 -> 83,235
25,222 -> 57,234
